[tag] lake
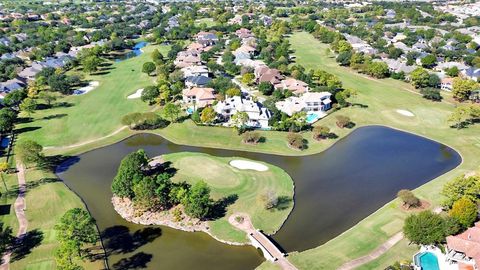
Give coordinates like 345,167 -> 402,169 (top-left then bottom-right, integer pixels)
57,126 -> 461,269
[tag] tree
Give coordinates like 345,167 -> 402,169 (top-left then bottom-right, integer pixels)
420,88 -> 442,101
81,55 -> 101,74
163,102 -> 180,123
0,222 -> 13,259
19,98 -> 37,116
3,89 -> 26,108
410,68 -> 431,88
242,131 -> 262,144
0,162 -> 9,193
258,82 -> 274,95
133,177 -> 158,211
142,62 -> 156,76
287,133 -> 306,150
0,108 -> 17,134
38,91 -> 57,106
183,181 -> 212,219
48,74 -> 71,94
335,115 -> 351,128
442,175 -> 480,208
449,197 -> 478,228
445,66 -> 459,77
141,85 -> 159,104
111,149 -> 148,198
448,105 -> 480,129
231,111 -> 249,128
200,107 -> 216,124
54,208 -> 97,267
313,126 -> 330,140
397,189 -> 420,209
16,140 -> 43,165
366,61 -> 389,79
151,49 -> 164,64
241,73 -> 255,86
421,54 -> 437,68
336,51 -> 352,66
258,189 -> 278,210
225,88 -> 241,97
452,78 -> 478,101
403,211 -> 449,245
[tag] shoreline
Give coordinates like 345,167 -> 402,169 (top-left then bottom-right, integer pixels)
111,196 -> 249,247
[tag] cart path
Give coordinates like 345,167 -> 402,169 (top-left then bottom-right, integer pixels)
0,161 -> 28,270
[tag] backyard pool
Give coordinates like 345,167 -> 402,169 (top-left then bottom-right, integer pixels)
186,107 -> 194,114
306,112 -> 323,124
415,252 -> 440,270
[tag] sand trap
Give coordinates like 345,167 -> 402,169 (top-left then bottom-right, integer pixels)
229,160 -> 268,171
73,81 -> 99,95
396,109 -> 415,117
127,88 -> 143,99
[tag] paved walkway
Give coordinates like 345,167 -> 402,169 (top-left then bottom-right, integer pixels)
0,161 -> 28,270
337,232 -> 404,270
229,213 -> 297,270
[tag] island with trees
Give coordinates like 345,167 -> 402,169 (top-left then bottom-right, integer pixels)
111,150 -> 294,244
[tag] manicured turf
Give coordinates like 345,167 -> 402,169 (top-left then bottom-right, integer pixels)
194,18 -> 218,27
9,167 -> 104,270
262,32 -> 480,270
16,44 -> 170,147
162,152 -> 294,243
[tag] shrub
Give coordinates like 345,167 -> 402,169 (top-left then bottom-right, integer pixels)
312,126 -> 330,140
121,112 -> 169,130
397,189 -> 421,209
449,197 -> 478,228
335,115 -> 351,128
287,133 -> 307,150
403,211 -> 451,245
242,131 -> 262,144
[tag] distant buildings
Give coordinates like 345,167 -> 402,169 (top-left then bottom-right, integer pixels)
214,96 -> 271,128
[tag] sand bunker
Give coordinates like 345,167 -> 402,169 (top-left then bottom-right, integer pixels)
73,81 -> 99,95
229,160 -> 268,171
127,88 -> 143,99
396,109 -> 415,117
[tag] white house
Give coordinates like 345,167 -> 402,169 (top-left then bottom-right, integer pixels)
214,96 -> 271,128
181,65 -> 209,78
275,92 -> 332,116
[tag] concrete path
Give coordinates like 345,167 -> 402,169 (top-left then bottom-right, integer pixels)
229,213 -> 297,270
337,232 -> 404,270
0,161 -> 28,270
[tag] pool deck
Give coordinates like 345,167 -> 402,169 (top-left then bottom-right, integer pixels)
415,246 -> 459,270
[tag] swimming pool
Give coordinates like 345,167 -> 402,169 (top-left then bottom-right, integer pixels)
306,113 -> 319,124
186,107 -> 194,114
415,252 -> 440,270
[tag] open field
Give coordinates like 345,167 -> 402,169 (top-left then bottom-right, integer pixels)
261,31 -> 480,270
162,152 -> 294,243
194,18 -> 218,27
15,44 -> 171,147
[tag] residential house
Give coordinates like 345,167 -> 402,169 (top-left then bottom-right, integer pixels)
185,75 -> 212,88
235,28 -> 254,39
254,66 -> 283,85
182,87 -> 216,108
462,67 -> 480,81
446,221 -> 480,269
470,90 -> 480,103
174,53 -> 202,68
392,33 -> 407,43
275,92 -> 332,116
235,59 -> 266,69
0,78 -> 25,93
435,62 -> 469,72
385,9 -> 396,20
195,31 -> 218,46
181,65 -> 209,78
441,77 -> 454,91
214,95 -> 271,128
383,58 -> 416,74
274,78 -> 309,95
344,34 -> 377,55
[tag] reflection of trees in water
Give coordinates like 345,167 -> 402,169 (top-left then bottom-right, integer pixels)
101,226 -> 162,255
112,252 -> 152,270
439,145 -> 454,161
124,134 -> 164,147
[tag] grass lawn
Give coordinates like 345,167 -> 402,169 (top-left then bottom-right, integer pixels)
162,152 -> 294,243
194,18 -> 218,27
9,167 -> 104,270
15,44 -> 170,147
258,31 -> 480,270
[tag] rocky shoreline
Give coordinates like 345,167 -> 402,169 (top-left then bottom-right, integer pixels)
111,196 -> 248,246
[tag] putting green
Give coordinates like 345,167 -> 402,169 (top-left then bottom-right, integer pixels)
162,152 -> 295,243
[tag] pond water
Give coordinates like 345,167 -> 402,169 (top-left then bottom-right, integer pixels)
57,126 -> 461,269
114,41 -> 148,62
